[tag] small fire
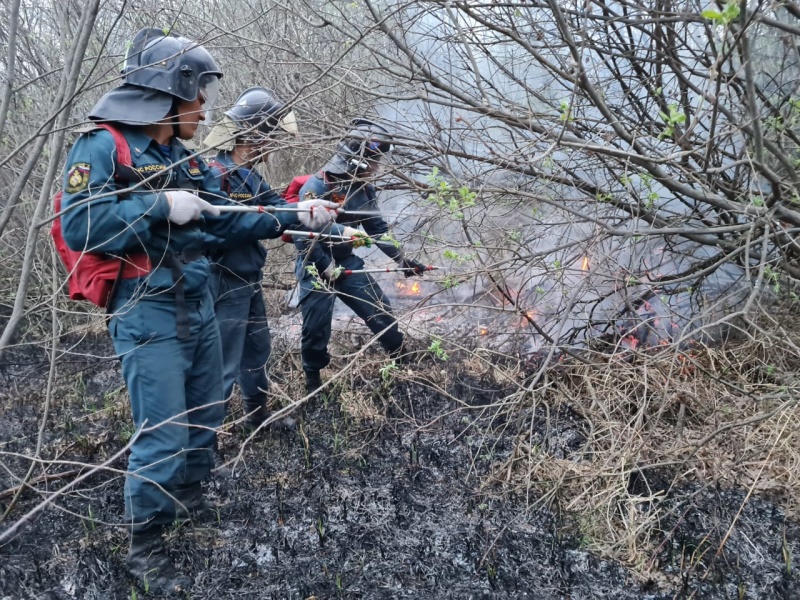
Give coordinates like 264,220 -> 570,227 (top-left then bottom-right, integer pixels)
479,327 -> 488,335
395,281 -> 422,296
581,256 -> 590,271
517,309 -> 538,328
623,335 -> 640,350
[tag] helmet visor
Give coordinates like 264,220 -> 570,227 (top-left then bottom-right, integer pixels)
199,74 -> 221,121
364,139 -> 393,158
277,110 -> 298,134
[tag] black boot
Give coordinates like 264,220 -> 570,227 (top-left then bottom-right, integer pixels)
389,342 -> 413,365
242,399 -> 297,432
173,482 -> 215,522
304,369 -> 323,393
126,528 -> 191,596
211,448 -> 233,479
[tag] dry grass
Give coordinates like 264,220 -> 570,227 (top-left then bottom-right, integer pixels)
23,286 -> 800,587
480,320 -> 800,579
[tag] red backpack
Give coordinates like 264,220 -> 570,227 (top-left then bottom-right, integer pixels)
281,173 -> 312,204
279,173 -> 315,242
51,123 -> 151,309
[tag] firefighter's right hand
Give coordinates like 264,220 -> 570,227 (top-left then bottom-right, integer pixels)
166,191 -> 220,225
297,199 -> 339,230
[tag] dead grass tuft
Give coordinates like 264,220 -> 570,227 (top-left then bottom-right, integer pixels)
484,323 -> 800,579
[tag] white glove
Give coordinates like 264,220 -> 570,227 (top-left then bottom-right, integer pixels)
297,199 -> 339,230
321,263 -> 340,281
342,226 -> 371,248
166,190 -> 220,225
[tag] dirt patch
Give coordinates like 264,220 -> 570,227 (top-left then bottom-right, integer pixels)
1,333 -> 799,599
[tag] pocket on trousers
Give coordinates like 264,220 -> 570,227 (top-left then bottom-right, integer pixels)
216,273 -> 257,303
110,300 -> 176,344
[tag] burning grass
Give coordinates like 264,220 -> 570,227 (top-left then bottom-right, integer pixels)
394,280 -> 423,296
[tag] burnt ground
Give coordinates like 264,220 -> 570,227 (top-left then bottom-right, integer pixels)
1,331 -> 800,599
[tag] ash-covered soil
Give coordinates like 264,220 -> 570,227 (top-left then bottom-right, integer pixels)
1,331 -> 799,599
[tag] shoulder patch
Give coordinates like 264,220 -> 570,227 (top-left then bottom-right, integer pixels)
65,163 -> 91,193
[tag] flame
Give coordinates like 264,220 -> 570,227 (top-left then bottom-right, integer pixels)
623,335 -> 639,350
517,309 -> 538,328
479,327 -> 488,335
395,281 -> 422,296
581,256 -> 590,271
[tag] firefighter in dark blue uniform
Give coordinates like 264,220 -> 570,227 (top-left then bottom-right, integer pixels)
59,29 -> 336,594
202,87 -> 300,430
293,119 -> 426,393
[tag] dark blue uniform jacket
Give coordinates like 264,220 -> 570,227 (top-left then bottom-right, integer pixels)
61,125 -> 287,302
293,173 -> 401,303
208,151 -> 297,282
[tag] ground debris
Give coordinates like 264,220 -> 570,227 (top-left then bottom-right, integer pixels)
1,332 -> 799,598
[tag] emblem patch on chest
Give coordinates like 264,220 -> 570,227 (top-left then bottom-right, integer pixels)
65,163 -> 91,193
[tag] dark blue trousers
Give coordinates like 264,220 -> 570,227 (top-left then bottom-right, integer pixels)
109,285 -> 225,531
300,271 -> 403,372
210,271 -> 271,406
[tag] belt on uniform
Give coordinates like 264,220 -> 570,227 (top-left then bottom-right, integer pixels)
164,250 -> 204,340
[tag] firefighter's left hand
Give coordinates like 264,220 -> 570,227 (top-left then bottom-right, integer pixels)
321,262 -> 341,281
399,257 -> 427,278
297,199 -> 339,229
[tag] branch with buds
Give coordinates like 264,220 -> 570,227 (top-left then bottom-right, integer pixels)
281,229 -> 379,241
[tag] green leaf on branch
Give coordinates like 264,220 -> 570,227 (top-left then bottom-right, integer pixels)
701,2 -> 739,24
440,275 -> 461,289
559,100 -> 572,122
379,233 -> 401,249
425,169 -> 477,220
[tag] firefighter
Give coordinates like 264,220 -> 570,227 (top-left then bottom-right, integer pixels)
59,29 -> 336,594
292,119 -> 426,393
202,87 -> 300,431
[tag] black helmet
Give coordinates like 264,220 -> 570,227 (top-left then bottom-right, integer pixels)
122,28 -> 222,106
321,118 -> 394,175
203,87 -> 298,150
88,28 -> 222,125
225,87 -> 297,137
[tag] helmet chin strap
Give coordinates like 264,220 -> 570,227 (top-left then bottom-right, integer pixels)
169,98 -> 181,139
